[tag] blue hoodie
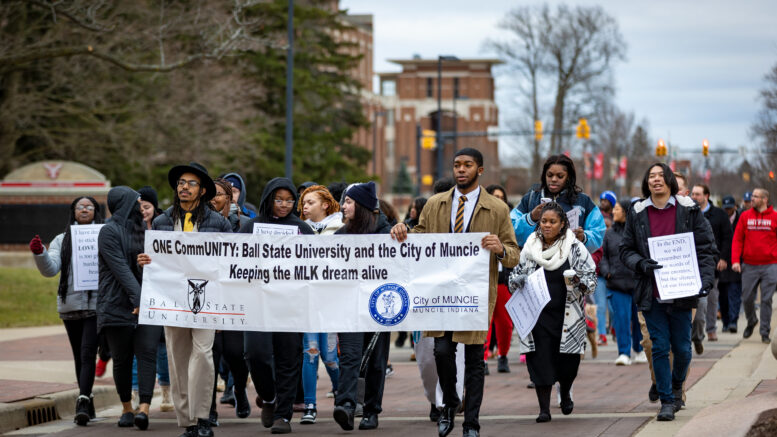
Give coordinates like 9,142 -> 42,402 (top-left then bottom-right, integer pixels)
222,172 -> 256,218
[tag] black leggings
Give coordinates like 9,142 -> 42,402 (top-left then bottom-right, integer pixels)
62,317 -> 98,397
211,331 -> 249,413
103,324 -> 161,404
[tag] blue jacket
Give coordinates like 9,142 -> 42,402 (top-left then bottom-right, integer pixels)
510,184 -> 606,253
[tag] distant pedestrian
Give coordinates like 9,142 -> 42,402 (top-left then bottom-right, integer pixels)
731,188 -> 777,344
719,195 -> 743,333
30,196 -> 104,426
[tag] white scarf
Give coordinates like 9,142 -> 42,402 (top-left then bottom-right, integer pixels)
306,212 -> 343,232
524,228 -> 576,271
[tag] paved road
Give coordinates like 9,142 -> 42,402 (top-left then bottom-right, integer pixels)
1,324 -> 743,437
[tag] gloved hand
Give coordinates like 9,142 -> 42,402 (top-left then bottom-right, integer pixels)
509,273 -> 528,293
29,235 -> 44,255
698,287 -> 711,297
637,258 -> 663,274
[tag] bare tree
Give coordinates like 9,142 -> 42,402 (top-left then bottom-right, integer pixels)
486,3 -> 627,166
752,60 -> 777,192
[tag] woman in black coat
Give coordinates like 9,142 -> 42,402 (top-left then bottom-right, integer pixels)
332,182 -> 392,431
98,186 -> 162,430
238,177 -> 314,434
600,199 -> 644,365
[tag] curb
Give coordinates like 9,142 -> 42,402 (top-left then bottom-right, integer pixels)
0,385 -> 119,434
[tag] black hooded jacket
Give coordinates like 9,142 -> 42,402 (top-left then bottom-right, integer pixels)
239,177 -> 314,235
599,221 -> 636,294
152,204 -> 231,232
97,186 -> 142,331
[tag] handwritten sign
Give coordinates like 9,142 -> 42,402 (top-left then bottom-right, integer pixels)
647,232 -> 702,300
253,223 -> 298,236
70,224 -> 104,291
505,268 -> 551,339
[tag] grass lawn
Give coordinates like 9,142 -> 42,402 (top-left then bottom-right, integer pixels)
0,267 -> 61,327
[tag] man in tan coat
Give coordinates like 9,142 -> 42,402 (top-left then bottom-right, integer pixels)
391,148 -> 519,437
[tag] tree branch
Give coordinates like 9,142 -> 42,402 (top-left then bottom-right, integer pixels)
25,0 -> 116,32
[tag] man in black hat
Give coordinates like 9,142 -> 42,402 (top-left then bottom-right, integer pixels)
138,162 -> 231,437
720,195 -> 743,333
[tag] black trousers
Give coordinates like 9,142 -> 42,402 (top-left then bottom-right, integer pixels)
97,330 -> 111,361
62,316 -> 98,396
434,332 -> 485,431
211,331 -> 250,412
244,331 -> 302,421
103,324 -> 161,404
335,332 -> 390,415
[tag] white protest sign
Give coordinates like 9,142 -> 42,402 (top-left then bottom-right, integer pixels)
253,223 -> 298,236
647,232 -> 702,300
505,268 -> 550,339
566,208 -> 579,230
139,231 -> 490,332
70,224 -> 104,291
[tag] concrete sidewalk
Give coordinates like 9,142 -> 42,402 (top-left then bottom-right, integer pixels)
1,310 -> 775,436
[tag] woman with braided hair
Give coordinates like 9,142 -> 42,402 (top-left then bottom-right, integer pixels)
30,196 -> 104,426
509,201 -> 596,423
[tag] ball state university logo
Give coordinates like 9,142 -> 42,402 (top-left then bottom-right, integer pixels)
187,279 -> 208,314
369,283 -> 409,326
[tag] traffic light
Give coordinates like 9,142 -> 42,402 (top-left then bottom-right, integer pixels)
576,118 -> 590,139
702,139 -> 709,157
534,120 -> 543,141
770,171 -> 775,181
421,129 -> 436,149
656,139 -> 667,157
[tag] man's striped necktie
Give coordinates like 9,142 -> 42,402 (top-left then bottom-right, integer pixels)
454,195 -> 467,233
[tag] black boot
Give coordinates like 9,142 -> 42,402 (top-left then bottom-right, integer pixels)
535,385 -> 552,423
74,395 -> 90,426
88,393 -> 96,419
559,383 -> 574,415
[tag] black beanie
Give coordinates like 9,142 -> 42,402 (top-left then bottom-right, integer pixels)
346,181 -> 378,211
138,186 -> 159,209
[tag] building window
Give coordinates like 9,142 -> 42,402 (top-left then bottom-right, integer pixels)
426,78 -> 433,98
382,80 -> 396,96
454,78 -> 460,99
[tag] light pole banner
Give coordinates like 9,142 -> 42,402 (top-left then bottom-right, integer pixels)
139,230 -> 490,332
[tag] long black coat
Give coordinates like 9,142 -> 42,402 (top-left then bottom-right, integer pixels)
619,195 -> 717,311
97,186 -> 143,331
599,222 -> 636,294
719,209 -> 741,283
703,204 -> 733,273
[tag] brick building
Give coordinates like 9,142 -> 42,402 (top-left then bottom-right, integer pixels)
377,58 -> 503,195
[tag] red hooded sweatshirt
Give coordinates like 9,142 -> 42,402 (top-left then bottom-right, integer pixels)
731,205 -> 777,265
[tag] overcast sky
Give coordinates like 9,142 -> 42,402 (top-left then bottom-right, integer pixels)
341,0 -> 777,164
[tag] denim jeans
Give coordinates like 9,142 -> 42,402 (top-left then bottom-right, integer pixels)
594,276 -> 609,335
607,289 -> 642,356
302,332 -> 339,405
642,298 -> 692,404
722,281 -> 742,328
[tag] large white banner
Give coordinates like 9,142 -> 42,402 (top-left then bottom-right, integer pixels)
139,230 -> 490,332
70,224 -> 104,291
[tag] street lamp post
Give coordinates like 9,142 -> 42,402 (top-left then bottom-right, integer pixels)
436,55 -> 460,181
453,94 -> 468,152
371,110 -> 386,175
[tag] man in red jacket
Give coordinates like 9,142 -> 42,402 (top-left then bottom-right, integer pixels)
731,188 -> 777,343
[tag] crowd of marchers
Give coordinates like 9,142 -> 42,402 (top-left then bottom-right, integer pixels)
28,147 -> 775,437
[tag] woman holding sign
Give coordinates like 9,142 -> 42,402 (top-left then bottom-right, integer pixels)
30,196 -> 104,426
332,181 -> 392,432
619,163 -> 716,422
508,202 -> 596,423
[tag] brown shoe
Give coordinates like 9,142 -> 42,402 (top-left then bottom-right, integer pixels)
708,331 -> 718,341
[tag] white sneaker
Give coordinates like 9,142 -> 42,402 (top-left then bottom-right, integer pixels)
633,351 -> 648,364
615,354 -> 632,366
